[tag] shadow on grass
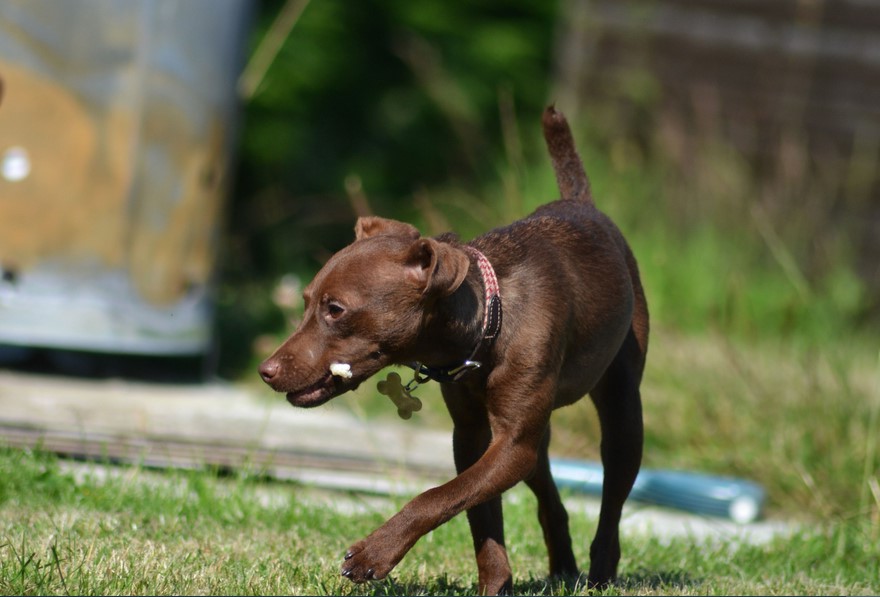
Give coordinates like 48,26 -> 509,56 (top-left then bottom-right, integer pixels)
342,575 -> 475,596
615,568 -> 700,593
512,569 -> 700,595
339,569 -> 699,596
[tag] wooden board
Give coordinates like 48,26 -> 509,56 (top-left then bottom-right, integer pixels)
0,370 -> 455,494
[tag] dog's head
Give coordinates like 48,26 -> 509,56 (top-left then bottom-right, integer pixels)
258,216 -> 470,408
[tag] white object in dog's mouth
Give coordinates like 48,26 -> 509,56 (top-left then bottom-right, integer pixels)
329,363 -> 353,379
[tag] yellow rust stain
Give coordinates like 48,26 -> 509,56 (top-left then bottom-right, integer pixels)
0,60 -> 132,269
0,60 -> 227,307
127,104 -> 228,306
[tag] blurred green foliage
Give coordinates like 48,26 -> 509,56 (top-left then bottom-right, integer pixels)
218,0 -> 559,374
231,0 -> 555,258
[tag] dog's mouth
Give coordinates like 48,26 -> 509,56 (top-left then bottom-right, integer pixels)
284,371 -> 362,408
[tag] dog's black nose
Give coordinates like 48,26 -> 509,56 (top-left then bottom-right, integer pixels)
259,360 -> 279,384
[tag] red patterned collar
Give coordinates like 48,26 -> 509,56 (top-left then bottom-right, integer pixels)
408,245 -> 502,383
462,246 -> 502,341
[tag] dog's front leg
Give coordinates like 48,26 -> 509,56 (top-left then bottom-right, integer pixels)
445,385 -> 513,594
524,425 -> 578,579
340,441 -> 534,588
341,380 -> 553,594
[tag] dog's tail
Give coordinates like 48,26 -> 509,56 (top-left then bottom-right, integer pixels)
542,105 -> 592,204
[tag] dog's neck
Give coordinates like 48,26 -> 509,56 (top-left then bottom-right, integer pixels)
407,245 -> 502,382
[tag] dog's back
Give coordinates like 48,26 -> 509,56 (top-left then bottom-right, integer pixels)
467,107 -> 648,407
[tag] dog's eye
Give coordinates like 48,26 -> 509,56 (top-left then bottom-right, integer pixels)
325,301 -> 346,321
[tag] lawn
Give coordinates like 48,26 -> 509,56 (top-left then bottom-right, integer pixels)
2,333 -> 878,595
0,448 -> 876,596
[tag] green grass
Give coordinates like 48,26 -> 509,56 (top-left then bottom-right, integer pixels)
1,445 -> 878,596
3,330 -> 879,595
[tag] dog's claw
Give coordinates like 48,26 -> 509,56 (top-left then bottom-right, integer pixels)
339,537 -> 401,584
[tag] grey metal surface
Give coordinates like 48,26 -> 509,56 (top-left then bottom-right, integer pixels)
0,0 -> 251,354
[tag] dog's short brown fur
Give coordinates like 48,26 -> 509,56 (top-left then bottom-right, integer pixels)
259,107 -> 648,594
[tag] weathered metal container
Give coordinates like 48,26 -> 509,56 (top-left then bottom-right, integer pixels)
0,0 -> 251,355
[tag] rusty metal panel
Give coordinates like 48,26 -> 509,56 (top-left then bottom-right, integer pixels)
0,0 -> 251,354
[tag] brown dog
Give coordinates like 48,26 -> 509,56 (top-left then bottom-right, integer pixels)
259,106 -> 648,594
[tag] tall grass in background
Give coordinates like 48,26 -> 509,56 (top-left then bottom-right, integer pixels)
414,91 -> 872,349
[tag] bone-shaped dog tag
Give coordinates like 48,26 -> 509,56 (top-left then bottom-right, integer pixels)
377,372 -> 423,420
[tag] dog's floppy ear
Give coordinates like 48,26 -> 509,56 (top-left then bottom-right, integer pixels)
405,238 -> 470,297
355,216 -> 420,241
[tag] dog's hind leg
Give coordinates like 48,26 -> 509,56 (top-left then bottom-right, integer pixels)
587,328 -> 645,588
443,386 -> 513,595
524,425 -> 579,579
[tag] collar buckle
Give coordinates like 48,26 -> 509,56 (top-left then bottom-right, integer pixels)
408,359 -> 482,384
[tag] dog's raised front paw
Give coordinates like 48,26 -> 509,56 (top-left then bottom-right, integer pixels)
340,539 -> 398,583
